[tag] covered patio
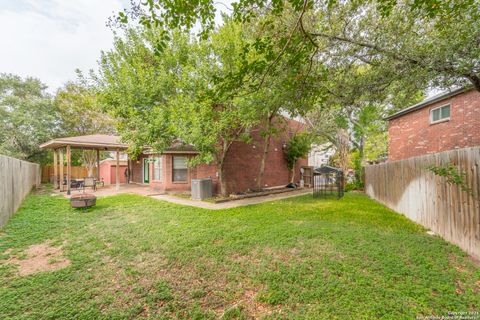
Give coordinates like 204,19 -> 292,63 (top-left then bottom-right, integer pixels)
40,134 -> 130,195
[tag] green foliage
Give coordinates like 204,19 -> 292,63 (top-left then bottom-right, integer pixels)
54,75 -> 115,136
120,0 -> 480,91
345,181 -> 362,192
0,74 -> 58,164
1,191 -> 479,318
427,163 -> 474,196
284,133 -> 310,170
350,150 -> 364,190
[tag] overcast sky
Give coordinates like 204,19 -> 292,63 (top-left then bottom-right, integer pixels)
0,0 -> 233,94
0,0 -> 128,93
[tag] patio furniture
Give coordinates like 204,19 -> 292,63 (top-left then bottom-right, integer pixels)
70,194 -> 96,208
83,177 -> 96,192
95,178 -> 104,189
63,177 -> 83,190
40,135 -> 129,195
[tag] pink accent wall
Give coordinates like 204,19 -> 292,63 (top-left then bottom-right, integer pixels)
99,160 -> 127,185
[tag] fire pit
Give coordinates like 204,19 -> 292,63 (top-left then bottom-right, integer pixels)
70,194 -> 97,208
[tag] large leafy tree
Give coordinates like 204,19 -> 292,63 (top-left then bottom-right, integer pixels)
0,74 -> 58,163
216,16 -> 322,189
55,75 -> 115,136
310,1 -> 480,91
97,26 -> 261,196
54,76 -> 116,174
97,28 -> 186,157
118,0 -> 479,91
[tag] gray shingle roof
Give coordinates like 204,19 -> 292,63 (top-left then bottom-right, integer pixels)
385,87 -> 469,121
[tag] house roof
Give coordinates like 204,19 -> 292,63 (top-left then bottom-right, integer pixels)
143,140 -> 199,154
100,159 -> 128,165
314,165 -> 343,174
40,134 -> 128,150
384,87 -> 469,121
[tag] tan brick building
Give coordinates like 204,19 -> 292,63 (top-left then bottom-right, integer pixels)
386,88 -> 480,161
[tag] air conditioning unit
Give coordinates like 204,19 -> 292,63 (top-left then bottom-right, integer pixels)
191,178 -> 212,200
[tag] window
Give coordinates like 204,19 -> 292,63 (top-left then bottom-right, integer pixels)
172,156 -> 188,182
430,104 -> 450,123
153,156 -> 162,181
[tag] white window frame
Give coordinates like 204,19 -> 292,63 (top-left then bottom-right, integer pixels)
153,156 -> 163,181
172,156 -> 188,183
430,104 -> 451,124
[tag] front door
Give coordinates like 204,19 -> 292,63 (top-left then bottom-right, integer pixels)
143,158 -> 150,183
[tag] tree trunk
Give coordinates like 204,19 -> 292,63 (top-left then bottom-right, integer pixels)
290,165 -> 296,184
217,140 -> 232,197
218,160 -> 227,197
358,134 -> 365,182
256,132 -> 272,190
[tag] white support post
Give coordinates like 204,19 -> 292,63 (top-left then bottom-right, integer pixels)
115,149 -> 120,191
53,149 -> 58,189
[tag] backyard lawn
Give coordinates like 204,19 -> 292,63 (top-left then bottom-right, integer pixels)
0,189 -> 479,319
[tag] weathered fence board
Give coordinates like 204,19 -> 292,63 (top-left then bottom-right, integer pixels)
0,155 -> 40,227
365,147 -> 480,259
41,166 -> 96,183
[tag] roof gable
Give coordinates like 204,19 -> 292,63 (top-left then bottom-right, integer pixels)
385,87 -> 470,121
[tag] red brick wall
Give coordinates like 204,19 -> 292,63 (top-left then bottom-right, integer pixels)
191,162 -> 219,194
137,117 -> 307,195
149,154 -> 197,193
388,89 -> 480,161
130,154 -> 149,184
223,117 -> 307,194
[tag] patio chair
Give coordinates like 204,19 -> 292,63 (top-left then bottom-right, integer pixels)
95,178 -> 105,189
63,176 -> 83,190
83,177 -> 96,192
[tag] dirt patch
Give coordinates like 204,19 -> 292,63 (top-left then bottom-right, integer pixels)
219,287 -> 282,319
289,220 -> 305,225
8,242 -> 70,276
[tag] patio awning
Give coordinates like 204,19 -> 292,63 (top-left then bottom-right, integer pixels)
40,134 -> 129,195
40,134 -> 128,151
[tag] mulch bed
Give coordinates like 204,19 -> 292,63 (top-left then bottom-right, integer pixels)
214,187 -> 305,203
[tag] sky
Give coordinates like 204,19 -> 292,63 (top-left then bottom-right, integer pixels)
0,0 -> 128,93
0,0 -> 233,94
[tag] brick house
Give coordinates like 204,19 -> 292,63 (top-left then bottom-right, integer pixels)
386,87 -> 480,161
129,118 -> 307,194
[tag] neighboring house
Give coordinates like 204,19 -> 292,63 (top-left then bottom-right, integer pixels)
99,159 -> 127,185
386,87 -> 480,161
129,117 -> 307,194
308,144 -> 335,168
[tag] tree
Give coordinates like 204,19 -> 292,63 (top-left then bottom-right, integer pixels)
284,132 -> 311,183
54,75 -> 116,176
97,27 -> 184,157
309,1 -> 480,91
55,76 -> 115,136
217,16 -> 321,190
118,0 -> 480,92
97,26 -> 260,196
0,73 -> 58,163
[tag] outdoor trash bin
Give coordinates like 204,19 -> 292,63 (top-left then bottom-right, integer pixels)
70,194 -> 97,208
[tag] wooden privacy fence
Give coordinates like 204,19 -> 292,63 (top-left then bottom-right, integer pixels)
365,147 -> 480,259
0,155 -> 41,227
41,166 -> 97,183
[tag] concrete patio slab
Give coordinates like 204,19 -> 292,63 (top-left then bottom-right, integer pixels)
54,184 -> 159,198
150,188 -> 312,210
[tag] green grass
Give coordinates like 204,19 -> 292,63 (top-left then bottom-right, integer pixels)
0,188 -> 479,319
